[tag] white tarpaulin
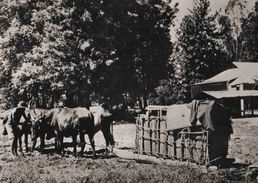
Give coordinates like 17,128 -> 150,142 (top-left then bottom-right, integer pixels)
166,104 -> 191,130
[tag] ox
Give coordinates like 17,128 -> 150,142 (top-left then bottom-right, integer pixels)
89,105 -> 115,153
32,105 -> 115,156
31,107 -> 96,156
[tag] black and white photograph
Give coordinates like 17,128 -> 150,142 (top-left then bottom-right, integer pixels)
0,0 -> 258,182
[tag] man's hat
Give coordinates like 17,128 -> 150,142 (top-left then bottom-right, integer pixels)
18,101 -> 27,108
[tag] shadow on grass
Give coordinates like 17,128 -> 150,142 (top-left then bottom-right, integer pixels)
32,142 -> 117,159
218,162 -> 258,183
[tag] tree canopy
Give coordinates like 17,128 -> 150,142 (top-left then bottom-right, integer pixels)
0,0 -> 178,109
1,0 -> 257,110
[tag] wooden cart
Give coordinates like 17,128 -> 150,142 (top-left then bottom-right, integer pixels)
135,105 -> 209,165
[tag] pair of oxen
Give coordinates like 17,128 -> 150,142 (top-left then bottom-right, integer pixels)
3,106 -> 115,157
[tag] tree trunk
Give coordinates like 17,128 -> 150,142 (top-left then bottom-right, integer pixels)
138,97 -> 144,112
41,92 -> 46,108
142,92 -> 147,109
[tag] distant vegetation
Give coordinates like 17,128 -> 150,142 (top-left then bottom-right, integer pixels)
0,0 -> 258,110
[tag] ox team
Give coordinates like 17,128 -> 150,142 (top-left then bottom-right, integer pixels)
2,101 -> 114,156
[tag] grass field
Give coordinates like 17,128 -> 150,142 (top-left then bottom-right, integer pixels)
0,119 -> 257,183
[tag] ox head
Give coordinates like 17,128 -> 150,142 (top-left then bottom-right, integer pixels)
30,110 -> 52,142
31,116 -> 45,141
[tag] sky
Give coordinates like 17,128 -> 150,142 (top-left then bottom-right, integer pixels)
171,0 -> 257,40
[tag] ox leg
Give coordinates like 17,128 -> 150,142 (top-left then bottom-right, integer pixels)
24,134 -> 29,152
31,139 -> 37,152
40,135 -> 45,152
72,134 -> 77,156
55,132 -> 61,154
60,136 -> 64,155
102,130 -> 115,155
31,135 -> 45,152
54,137 -> 58,151
57,134 -> 64,155
103,131 -> 109,155
79,132 -> 85,157
88,133 -> 95,158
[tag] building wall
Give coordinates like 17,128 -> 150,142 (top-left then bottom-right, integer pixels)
191,82 -> 227,98
191,80 -> 258,117
230,83 -> 256,91
243,83 -> 256,90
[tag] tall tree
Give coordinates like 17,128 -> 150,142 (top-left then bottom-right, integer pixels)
91,0 -> 179,109
225,0 -> 248,61
176,0 -> 231,101
238,2 -> 258,62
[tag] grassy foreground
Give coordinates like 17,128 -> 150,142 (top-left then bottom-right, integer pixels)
0,153 -> 220,183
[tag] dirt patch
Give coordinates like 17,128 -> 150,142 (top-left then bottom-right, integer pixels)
228,118 -> 258,165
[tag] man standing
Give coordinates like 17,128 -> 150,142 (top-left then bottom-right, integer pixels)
6,101 -> 30,155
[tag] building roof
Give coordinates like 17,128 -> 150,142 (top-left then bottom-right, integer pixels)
203,90 -> 258,99
202,68 -> 239,84
145,105 -> 170,111
201,62 -> 258,85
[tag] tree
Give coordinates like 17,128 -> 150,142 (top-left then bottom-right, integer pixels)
238,2 -> 258,62
0,0 -> 96,107
90,0 -> 179,109
217,15 -> 236,62
148,79 -> 178,105
225,0 -> 248,61
176,0 -> 231,101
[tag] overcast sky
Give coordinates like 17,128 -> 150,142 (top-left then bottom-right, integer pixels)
171,0 -> 257,40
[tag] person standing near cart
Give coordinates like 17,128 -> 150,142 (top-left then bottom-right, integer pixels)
5,101 -> 30,155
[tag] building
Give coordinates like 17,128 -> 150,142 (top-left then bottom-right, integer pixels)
191,62 -> 258,117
